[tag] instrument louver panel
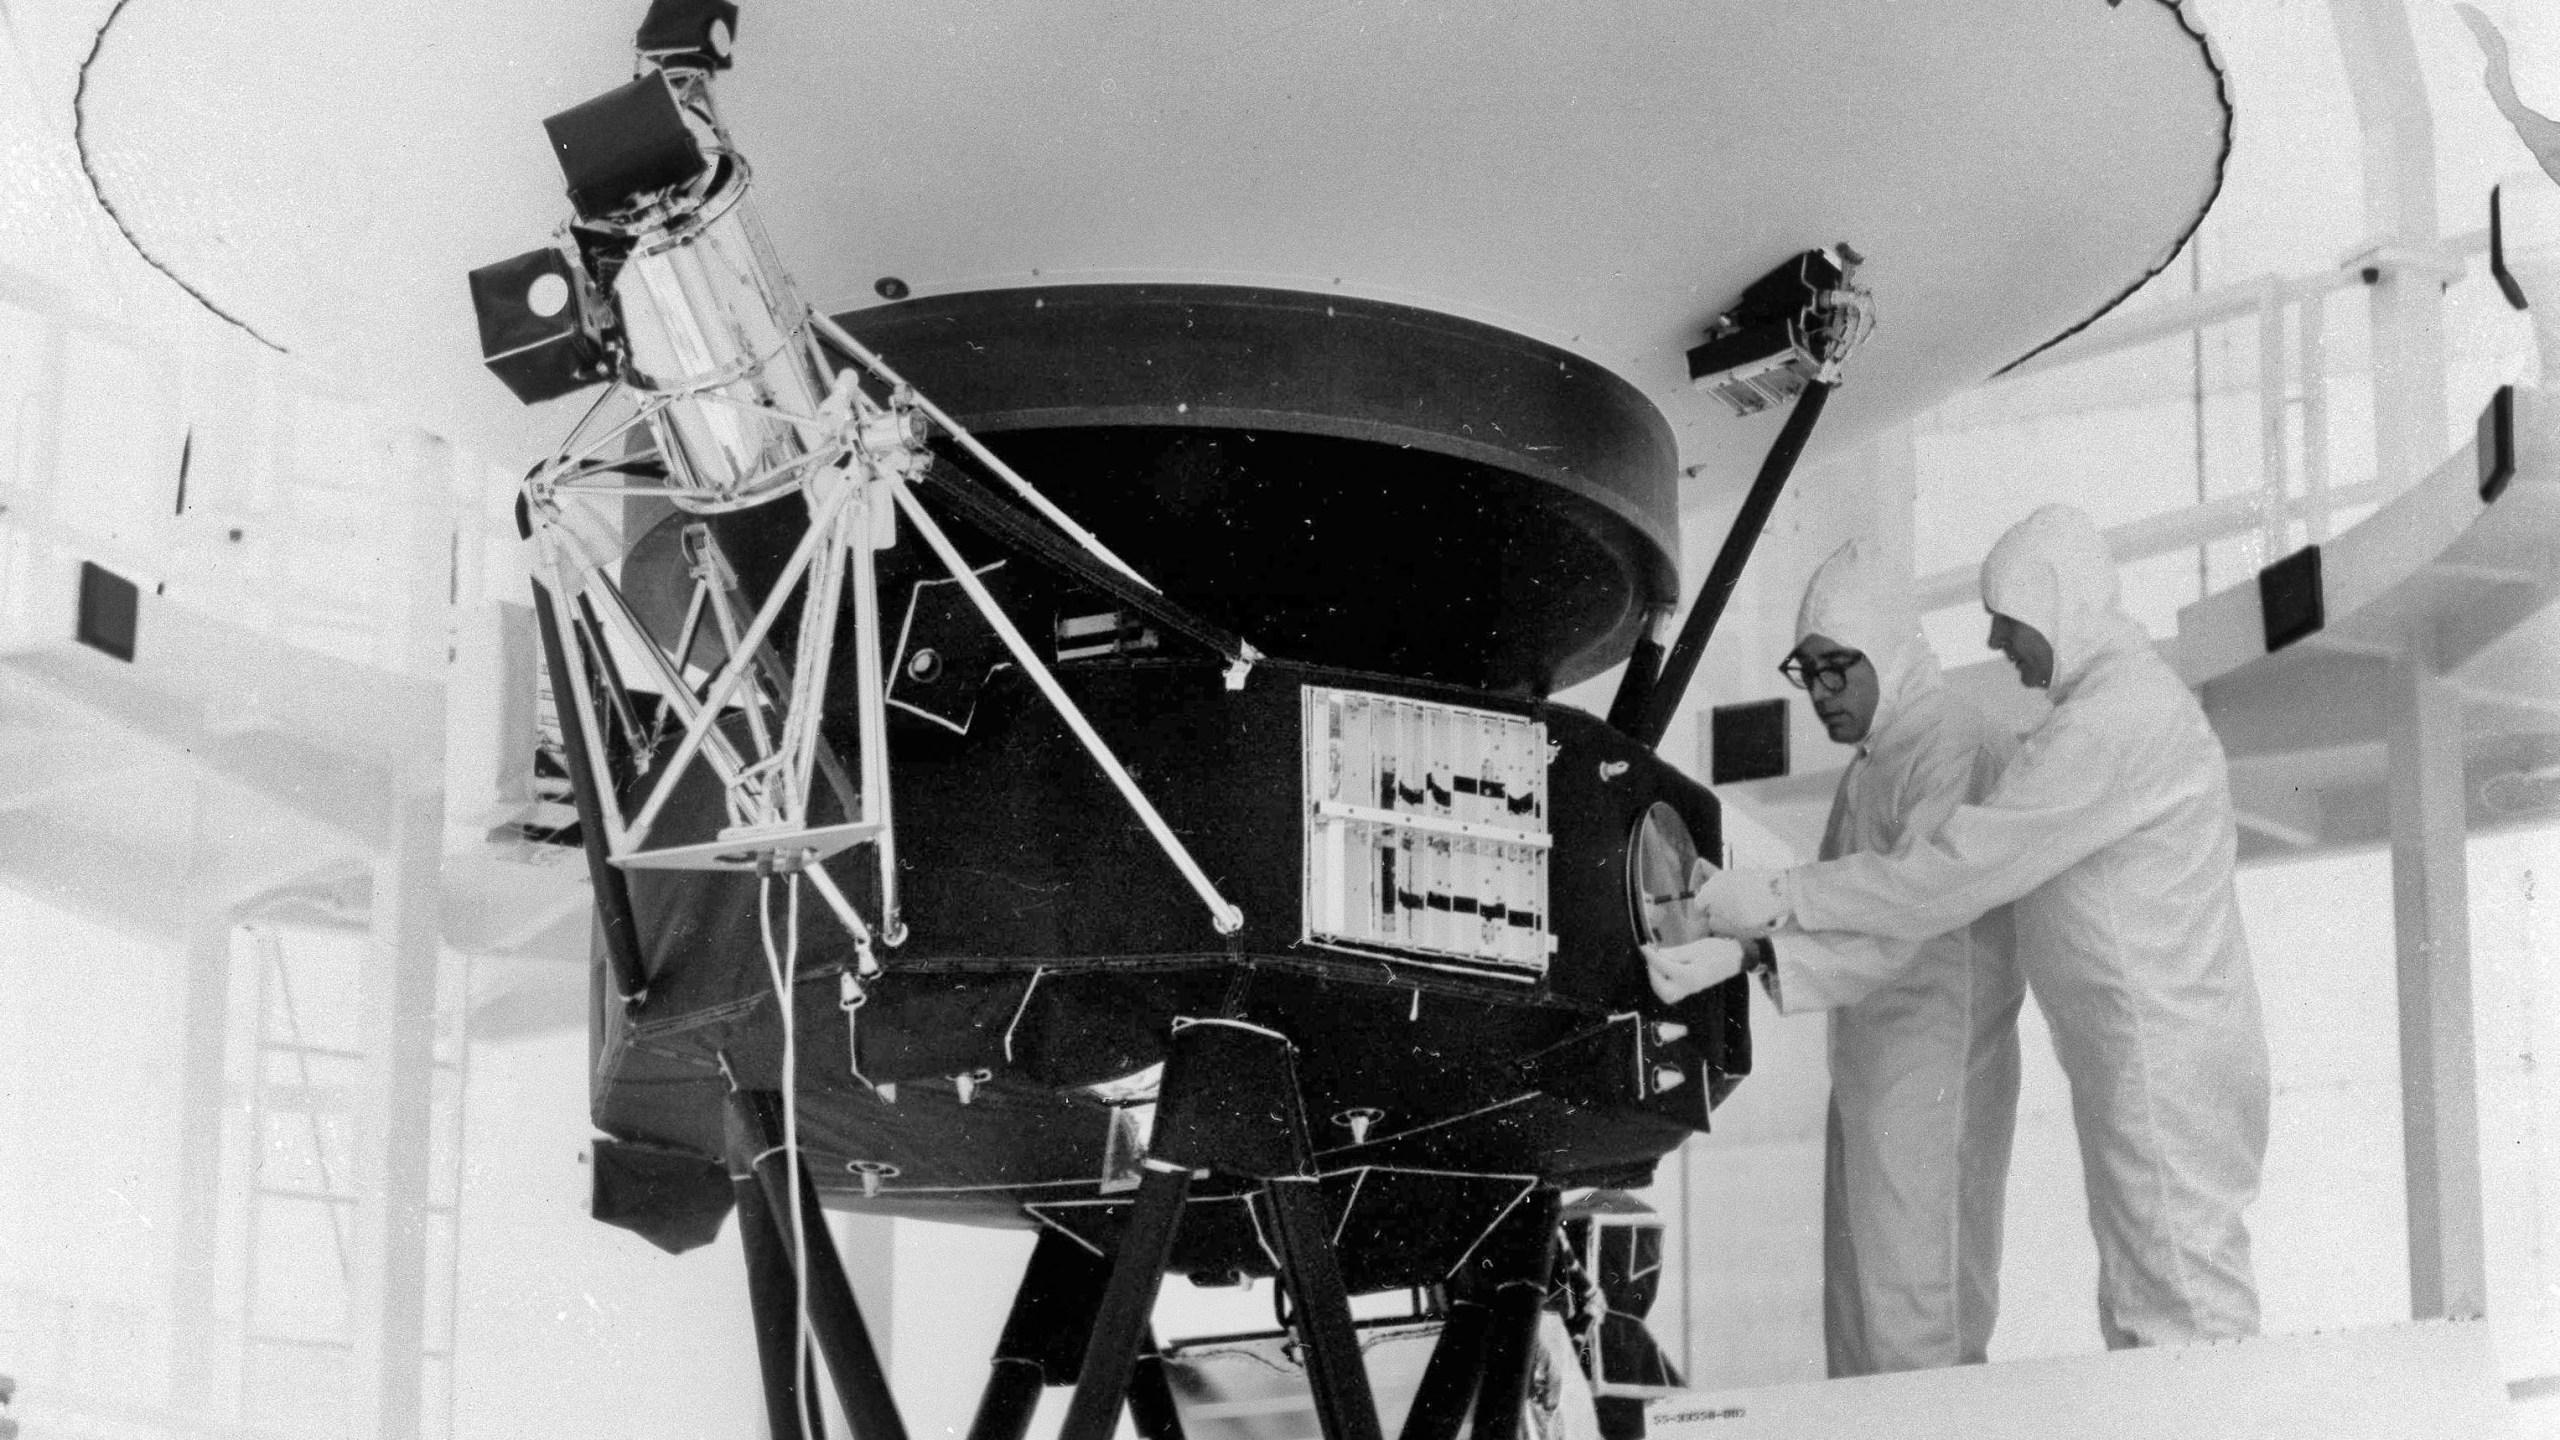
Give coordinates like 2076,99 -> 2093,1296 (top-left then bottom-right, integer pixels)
1302,686 -> 1552,980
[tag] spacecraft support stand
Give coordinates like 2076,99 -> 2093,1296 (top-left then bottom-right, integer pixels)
1399,1292 -> 1493,1440
737,1162 -> 834,1440
730,1089 -> 911,1440
968,1227 -> 1112,1440
1056,1018 -> 1385,1440
1393,1184 -> 1564,1440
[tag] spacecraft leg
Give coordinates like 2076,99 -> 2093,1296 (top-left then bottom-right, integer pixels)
737,1169 -> 831,1440
1061,1162 -> 1195,1440
1469,1188 -> 1564,1440
1262,1177 -> 1384,1440
1129,1333 -> 1188,1440
731,1090 -> 911,1440
963,1351 -> 1041,1440
1399,1296 -> 1491,1440
1061,1018 -> 1389,1440
969,1226 -> 1113,1440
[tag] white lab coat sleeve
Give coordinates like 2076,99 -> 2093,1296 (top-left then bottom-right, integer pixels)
1784,703 -> 2169,943
1762,928 -> 1923,1014
1763,716 -> 1998,1012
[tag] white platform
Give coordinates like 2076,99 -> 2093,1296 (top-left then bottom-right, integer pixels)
1646,1321 -> 2516,1440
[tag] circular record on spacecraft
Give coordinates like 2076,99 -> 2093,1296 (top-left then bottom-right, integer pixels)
1628,800 -> 1706,949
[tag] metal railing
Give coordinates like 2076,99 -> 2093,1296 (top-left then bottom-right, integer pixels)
1914,221 -> 2506,615
0,263 -> 471,677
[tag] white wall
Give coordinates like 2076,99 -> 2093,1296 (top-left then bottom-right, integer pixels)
0,890 -> 192,1431
448,1030 -> 767,1440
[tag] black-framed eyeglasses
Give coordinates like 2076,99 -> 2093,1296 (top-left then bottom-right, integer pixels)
1778,651 -> 1864,696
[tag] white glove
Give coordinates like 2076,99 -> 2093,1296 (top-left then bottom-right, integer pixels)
1639,854 -> 1719,947
1695,865 -> 1790,936
1640,935 -> 1748,1003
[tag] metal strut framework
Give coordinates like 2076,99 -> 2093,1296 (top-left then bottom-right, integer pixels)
523,320 -> 1250,951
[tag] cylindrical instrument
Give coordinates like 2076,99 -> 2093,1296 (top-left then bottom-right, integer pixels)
611,158 -> 838,510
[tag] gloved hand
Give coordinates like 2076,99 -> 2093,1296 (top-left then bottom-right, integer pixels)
1640,855 -> 1719,947
1640,935 -> 1748,1003
1694,865 -> 1789,936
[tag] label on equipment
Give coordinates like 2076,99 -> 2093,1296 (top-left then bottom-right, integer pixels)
1302,686 -> 1551,980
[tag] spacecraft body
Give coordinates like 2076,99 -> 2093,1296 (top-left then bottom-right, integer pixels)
585,277 -> 1745,1288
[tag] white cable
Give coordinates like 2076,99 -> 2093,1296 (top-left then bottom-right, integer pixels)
761,872 -> 815,1440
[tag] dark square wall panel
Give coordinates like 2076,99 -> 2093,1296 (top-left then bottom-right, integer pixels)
1710,698 -> 1788,785
76,561 -> 137,662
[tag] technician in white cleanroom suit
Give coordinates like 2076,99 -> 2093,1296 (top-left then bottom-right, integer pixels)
1643,539 -> 2025,1376
1694,504 -> 2272,1349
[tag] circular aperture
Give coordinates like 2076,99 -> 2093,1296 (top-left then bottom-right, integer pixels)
525,272 -> 571,318
1627,801 -> 1703,947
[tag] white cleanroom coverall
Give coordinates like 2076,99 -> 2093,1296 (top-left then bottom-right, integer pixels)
1773,540 -> 2026,1377
1778,505 -> 2272,1350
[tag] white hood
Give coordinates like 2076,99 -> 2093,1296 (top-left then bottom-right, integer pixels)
1978,504 -> 2144,696
1796,538 -> 1940,740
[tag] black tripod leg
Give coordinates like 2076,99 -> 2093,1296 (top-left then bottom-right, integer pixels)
1263,1178 -> 1385,1440
967,1359 -> 1043,1440
733,1091 -> 912,1440
738,1172 -> 829,1440
1469,1189 -> 1562,1440
1060,1162 -> 1194,1440
1129,1330 -> 1187,1440
1471,1282 -> 1545,1440
1398,1298 -> 1489,1440
1066,1017 -> 1364,1440
970,1227 -> 1117,1440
